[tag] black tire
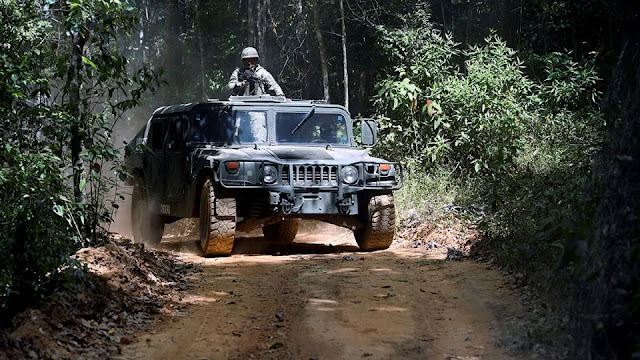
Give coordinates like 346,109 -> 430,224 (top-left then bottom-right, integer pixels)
131,185 -> 165,246
199,178 -> 236,256
355,192 -> 396,251
263,219 -> 300,243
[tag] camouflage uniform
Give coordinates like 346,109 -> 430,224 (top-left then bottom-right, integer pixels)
228,65 -> 284,97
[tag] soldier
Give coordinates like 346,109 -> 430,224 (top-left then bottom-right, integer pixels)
228,47 -> 284,97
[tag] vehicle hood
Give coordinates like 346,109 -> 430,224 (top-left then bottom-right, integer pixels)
200,146 -> 391,165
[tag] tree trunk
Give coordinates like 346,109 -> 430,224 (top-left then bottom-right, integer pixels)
256,0 -> 267,68
68,31 -> 86,206
311,0 -> 329,102
570,3 -> 640,358
248,0 -> 256,46
294,0 -> 304,40
194,0 -> 207,100
139,1 -> 147,67
500,0 -> 511,45
465,0 -> 472,48
339,0 -> 349,110
451,2 -> 455,38
163,0 -> 182,102
441,0 -> 446,33
518,0 -> 523,50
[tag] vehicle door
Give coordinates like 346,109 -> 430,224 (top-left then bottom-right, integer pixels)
144,118 -> 166,197
164,115 -> 188,202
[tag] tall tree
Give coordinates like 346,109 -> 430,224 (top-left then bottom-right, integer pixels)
340,0 -> 349,109
65,21 -> 88,206
311,0 -> 330,101
163,0 -> 183,103
193,0 -> 207,100
248,0 -> 256,46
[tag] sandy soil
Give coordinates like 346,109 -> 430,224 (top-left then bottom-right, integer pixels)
118,223 -> 528,360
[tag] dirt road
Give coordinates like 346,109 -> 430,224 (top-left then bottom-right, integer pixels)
120,224 -> 527,360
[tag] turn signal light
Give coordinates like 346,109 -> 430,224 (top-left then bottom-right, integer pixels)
380,163 -> 390,176
226,161 -> 240,171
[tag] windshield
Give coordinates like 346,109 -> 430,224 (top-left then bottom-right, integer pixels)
192,108 -> 267,145
276,112 -> 349,145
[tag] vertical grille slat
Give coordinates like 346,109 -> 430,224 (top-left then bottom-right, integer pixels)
282,165 -> 289,185
290,165 -> 338,187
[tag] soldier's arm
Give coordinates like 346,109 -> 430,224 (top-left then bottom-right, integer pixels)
261,69 -> 284,96
227,69 -> 243,90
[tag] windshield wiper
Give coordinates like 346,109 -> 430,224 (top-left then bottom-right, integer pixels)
290,105 -> 316,135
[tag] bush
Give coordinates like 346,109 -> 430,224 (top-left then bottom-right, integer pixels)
0,0 -> 160,320
373,11 -> 606,355
0,143 -> 79,315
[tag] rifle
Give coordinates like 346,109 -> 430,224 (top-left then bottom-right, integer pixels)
239,69 -> 265,85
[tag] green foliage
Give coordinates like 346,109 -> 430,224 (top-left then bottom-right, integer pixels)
394,163 -> 465,218
373,11 -> 603,202
0,0 -> 160,316
531,51 -> 603,146
374,12 -> 606,354
0,144 -> 77,303
374,29 -> 536,178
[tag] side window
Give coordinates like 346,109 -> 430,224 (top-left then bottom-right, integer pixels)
150,121 -> 163,151
234,111 -> 267,143
132,127 -> 146,153
169,116 -> 188,150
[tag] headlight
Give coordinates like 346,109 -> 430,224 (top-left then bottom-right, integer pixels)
341,166 -> 358,184
263,165 -> 278,184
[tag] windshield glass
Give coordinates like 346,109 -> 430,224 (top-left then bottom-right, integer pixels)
276,112 -> 349,145
192,108 -> 267,145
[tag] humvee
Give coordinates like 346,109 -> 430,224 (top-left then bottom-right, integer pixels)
125,95 -> 402,256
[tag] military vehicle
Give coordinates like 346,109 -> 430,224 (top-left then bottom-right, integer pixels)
125,95 -> 402,256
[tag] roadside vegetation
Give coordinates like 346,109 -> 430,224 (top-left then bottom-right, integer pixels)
1,1 -> 637,359
0,0 -> 160,323
372,7 -> 637,359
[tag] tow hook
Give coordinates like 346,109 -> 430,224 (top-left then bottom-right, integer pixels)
338,197 -> 353,214
281,197 -> 294,214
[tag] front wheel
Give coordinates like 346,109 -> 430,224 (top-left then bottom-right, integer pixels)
131,185 -> 165,246
263,219 -> 300,243
199,179 -> 236,256
354,192 -> 396,251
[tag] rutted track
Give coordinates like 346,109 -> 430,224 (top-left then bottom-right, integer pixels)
120,225 -> 527,360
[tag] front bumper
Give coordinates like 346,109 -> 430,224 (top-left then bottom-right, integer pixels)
213,160 -> 403,215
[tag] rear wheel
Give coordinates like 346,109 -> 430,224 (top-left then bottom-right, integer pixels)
263,219 -> 300,243
131,185 -> 165,246
199,178 -> 236,256
354,192 -> 396,251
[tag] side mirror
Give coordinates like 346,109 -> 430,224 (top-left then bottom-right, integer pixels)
359,118 -> 378,147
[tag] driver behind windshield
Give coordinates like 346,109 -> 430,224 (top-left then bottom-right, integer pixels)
276,113 -> 348,145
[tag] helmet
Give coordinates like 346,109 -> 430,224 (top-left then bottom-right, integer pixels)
241,47 -> 259,59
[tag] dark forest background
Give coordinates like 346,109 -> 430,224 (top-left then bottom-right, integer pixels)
1,1 -> 638,358
129,0 -> 632,116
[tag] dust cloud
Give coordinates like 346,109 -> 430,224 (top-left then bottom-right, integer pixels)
109,190 -> 133,239
295,220 -> 356,246
107,110 -> 150,239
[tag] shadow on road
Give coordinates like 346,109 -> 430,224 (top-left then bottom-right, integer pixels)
157,236 -> 360,256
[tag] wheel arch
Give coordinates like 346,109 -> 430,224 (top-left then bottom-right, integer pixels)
192,168 -> 215,217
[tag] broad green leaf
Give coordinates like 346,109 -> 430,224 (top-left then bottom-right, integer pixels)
53,204 -> 64,217
81,56 -> 98,70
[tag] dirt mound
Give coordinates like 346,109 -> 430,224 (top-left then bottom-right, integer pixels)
0,235 -> 200,360
394,214 -> 479,257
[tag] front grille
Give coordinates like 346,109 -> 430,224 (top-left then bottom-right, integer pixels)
291,165 -> 338,187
